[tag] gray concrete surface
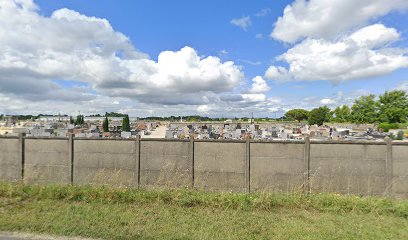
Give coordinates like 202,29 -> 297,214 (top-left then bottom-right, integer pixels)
140,141 -> 191,188
310,144 -> 387,195
0,138 -> 21,182
74,140 -> 138,187
0,232 -> 97,240
392,145 -> 408,198
251,143 -> 305,192
24,139 -> 70,184
1,138 -> 407,197
194,142 -> 247,192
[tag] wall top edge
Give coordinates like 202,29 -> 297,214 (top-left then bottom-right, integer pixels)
1,136 -> 407,145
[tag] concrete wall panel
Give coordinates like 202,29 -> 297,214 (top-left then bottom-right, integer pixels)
392,145 -> 408,198
310,144 -> 387,195
0,138 -> 21,182
194,142 -> 246,192
74,140 -> 137,187
24,139 -> 70,184
140,141 -> 191,188
251,143 -> 305,192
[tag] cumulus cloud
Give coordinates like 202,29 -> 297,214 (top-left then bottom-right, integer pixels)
271,0 -> 408,43
265,24 -> 408,82
230,16 -> 252,31
248,76 -> 270,93
0,0 -> 245,108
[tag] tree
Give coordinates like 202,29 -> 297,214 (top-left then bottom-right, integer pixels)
308,106 -> 331,126
75,115 -> 84,125
284,109 -> 309,122
122,115 -> 130,132
332,105 -> 351,123
350,95 -> 378,123
69,116 -> 74,124
378,90 -> 408,123
105,112 -> 127,117
103,116 -> 109,132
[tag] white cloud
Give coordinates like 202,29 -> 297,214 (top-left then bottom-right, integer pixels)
219,49 -> 228,55
241,94 -> 266,103
264,66 -> 290,81
230,16 -> 252,31
320,98 -> 336,105
255,8 -> 271,17
249,76 -> 270,93
265,24 -> 408,82
271,0 -> 408,43
237,59 -> 262,66
268,107 -> 280,113
197,105 -> 211,114
349,24 -> 400,48
0,0 -> 244,107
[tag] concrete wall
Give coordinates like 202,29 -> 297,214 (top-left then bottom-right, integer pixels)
194,141 -> 247,192
251,142 -> 305,192
74,140 -> 138,187
0,137 -> 407,198
392,145 -> 408,198
310,143 -> 387,195
24,139 -> 70,184
140,140 -> 191,188
0,138 -> 20,182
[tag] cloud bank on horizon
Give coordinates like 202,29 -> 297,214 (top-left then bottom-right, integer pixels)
0,0 -> 407,116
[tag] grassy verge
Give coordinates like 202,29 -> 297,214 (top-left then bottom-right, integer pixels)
1,183 -> 407,239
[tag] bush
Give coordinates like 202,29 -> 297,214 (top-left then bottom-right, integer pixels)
378,122 -> 399,132
397,131 -> 404,140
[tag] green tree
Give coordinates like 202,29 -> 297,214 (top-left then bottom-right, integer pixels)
332,105 -> 351,123
378,90 -> 408,123
75,115 -> 84,125
69,116 -> 74,124
122,115 -> 130,132
308,106 -> 332,126
284,109 -> 309,122
103,116 -> 109,132
350,95 -> 378,123
105,112 -> 127,117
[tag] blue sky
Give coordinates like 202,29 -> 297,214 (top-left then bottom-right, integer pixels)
1,0 -> 408,116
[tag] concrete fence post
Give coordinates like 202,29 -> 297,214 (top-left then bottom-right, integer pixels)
18,133 -> 25,182
69,134 -> 74,184
136,135 -> 141,188
245,139 -> 250,193
304,136 -> 311,193
189,139 -> 194,189
385,137 -> 393,196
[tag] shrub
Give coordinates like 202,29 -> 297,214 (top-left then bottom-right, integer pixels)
397,131 -> 404,140
378,122 -> 399,132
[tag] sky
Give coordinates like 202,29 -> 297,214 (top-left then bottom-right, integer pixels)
0,0 -> 408,117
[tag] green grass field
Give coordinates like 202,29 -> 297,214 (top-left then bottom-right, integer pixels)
0,183 -> 407,239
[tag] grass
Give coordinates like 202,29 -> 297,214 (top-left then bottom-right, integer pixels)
0,183 -> 407,239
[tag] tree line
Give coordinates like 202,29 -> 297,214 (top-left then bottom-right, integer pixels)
285,90 -> 408,126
